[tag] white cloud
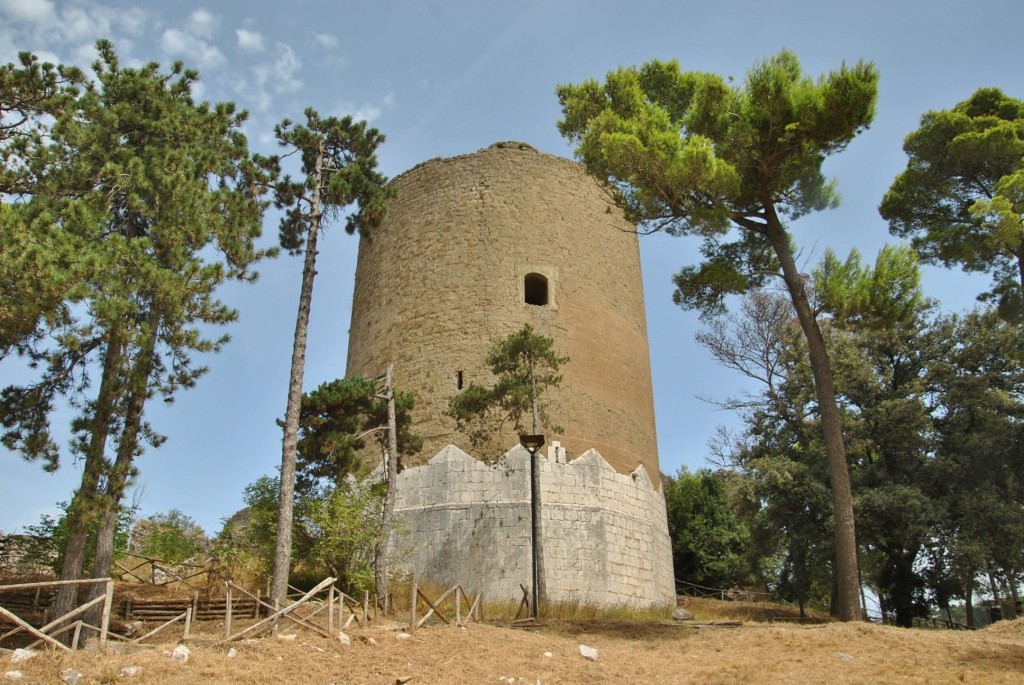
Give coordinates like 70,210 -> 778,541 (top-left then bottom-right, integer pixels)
119,7 -> 146,36
188,8 -> 218,39
161,26 -> 224,70
337,92 -> 396,124
243,42 -> 303,112
0,0 -> 57,23
351,104 -> 380,122
1,1 -> 154,69
312,32 -> 337,49
161,28 -> 189,55
255,42 -> 302,92
62,5 -> 112,42
236,28 -> 264,52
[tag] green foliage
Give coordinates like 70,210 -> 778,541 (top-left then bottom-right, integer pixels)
1,40 -> 270,472
213,474 -> 393,593
294,376 -> 422,491
130,509 -> 208,565
663,468 -> 754,590
261,108 -> 395,252
212,476 -> 280,584
927,310 -> 1024,596
557,50 -> 878,315
813,244 -> 923,328
21,500 -> 135,575
880,88 -> 1024,321
302,479 -> 386,594
703,278 -> 1024,623
445,324 -> 568,448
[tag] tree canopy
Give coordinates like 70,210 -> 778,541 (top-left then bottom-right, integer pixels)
445,324 -> 568,451
294,375 -> 421,491
880,88 -> 1024,321
663,468 -> 754,591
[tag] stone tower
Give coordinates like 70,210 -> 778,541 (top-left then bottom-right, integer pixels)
346,142 -> 675,606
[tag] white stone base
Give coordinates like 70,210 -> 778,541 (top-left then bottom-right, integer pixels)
388,444 -> 675,607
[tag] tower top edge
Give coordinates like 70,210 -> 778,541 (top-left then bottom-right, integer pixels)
390,141 -> 583,186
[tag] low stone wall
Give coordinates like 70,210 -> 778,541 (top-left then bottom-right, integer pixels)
389,444 -> 675,607
0,535 -> 53,578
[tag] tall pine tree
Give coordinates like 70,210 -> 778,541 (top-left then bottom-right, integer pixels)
261,109 -> 393,604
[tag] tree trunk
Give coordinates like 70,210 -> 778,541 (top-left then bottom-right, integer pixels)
987,568 -> 1003,621
891,552 -> 916,628
965,584 -> 974,628
763,210 -> 861,622
51,337 -> 123,628
271,143 -> 324,604
86,312 -> 160,625
374,363 -> 399,605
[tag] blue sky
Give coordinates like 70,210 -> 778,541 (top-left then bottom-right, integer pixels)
1,0 -> 1021,536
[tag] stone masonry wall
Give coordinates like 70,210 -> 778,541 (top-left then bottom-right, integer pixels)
346,142 -> 661,484
388,444 -> 676,607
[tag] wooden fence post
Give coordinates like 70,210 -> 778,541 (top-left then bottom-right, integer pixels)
99,580 -> 114,648
409,582 -> 417,633
328,585 -> 335,633
225,582 -> 232,639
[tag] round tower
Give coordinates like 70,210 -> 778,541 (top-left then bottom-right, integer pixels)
346,142 -> 660,481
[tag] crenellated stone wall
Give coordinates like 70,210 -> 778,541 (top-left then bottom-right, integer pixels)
387,444 -> 675,607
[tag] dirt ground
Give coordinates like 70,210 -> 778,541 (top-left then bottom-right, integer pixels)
4,613 -> 1024,684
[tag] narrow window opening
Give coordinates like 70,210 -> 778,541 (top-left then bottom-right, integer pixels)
524,273 -> 548,306
457,370 -> 464,390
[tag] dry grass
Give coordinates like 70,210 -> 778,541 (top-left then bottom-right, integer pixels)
4,595 -> 1024,684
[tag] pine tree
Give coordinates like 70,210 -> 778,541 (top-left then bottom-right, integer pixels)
557,51 -> 878,620
261,109 -> 393,604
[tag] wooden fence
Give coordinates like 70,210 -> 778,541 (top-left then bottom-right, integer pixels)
408,582 -> 482,631
0,578 -> 114,652
2,576 -> 485,650
115,552 -> 211,590
122,592 -> 259,622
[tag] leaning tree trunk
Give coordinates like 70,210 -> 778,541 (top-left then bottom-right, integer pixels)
763,208 -> 861,622
374,363 -> 399,606
51,337 -> 124,629
271,144 -> 324,605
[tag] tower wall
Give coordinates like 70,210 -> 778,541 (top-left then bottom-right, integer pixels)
346,142 -> 660,481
